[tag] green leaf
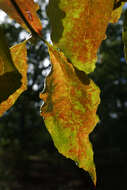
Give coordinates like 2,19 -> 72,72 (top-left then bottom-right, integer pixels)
47,0 -> 115,73
40,45 -> 100,185
123,9 -> 127,62
0,27 -> 21,103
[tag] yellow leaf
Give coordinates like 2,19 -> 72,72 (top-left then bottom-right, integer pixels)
0,41 -> 28,116
0,0 -> 42,34
0,26 -> 21,103
40,45 -> 100,185
47,0 -> 115,73
110,2 -> 125,23
0,27 -> 15,75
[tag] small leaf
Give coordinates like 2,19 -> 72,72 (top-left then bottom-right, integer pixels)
110,2 -> 125,23
47,0 -> 115,73
0,41 -> 28,116
0,26 -> 21,103
40,45 -> 100,185
0,0 -> 42,34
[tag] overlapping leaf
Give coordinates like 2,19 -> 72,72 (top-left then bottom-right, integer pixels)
0,27 -> 16,75
0,27 -> 22,103
47,0 -> 115,74
0,41 -> 28,116
0,0 -> 42,34
40,45 -> 100,185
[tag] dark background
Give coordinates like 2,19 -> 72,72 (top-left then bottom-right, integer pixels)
0,1 -> 127,189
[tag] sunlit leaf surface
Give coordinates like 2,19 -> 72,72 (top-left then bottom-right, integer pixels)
47,0 -> 115,73
0,0 -> 42,34
40,45 -> 100,185
0,41 -> 28,116
110,2 -> 125,23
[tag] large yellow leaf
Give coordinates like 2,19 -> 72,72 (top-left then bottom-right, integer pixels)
0,0 -> 42,35
0,41 -> 28,116
0,27 -> 22,103
47,0 -> 115,73
40,45 -> 100,185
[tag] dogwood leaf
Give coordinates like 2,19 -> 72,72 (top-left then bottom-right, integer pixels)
0,0 -> 42,34
0,27 -> 21,103
40,45 -> 100,185
47,0 -> 115,73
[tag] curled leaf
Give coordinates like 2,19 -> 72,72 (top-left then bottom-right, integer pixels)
47,0 -> 115,73
40,45 -> 100,185
0,41 -> 28,116
0,0 -> 42,34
